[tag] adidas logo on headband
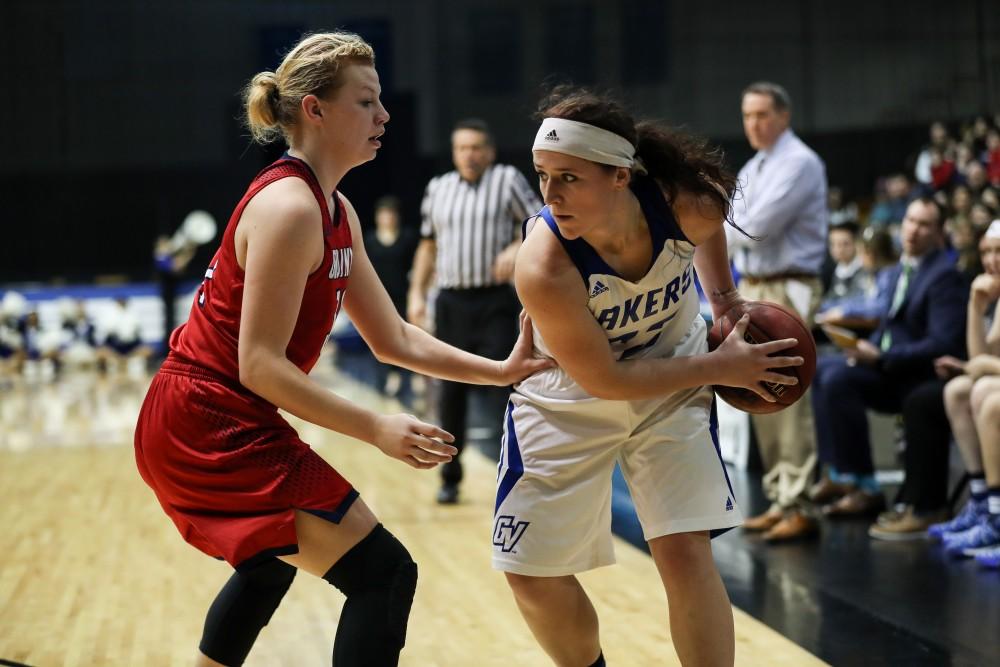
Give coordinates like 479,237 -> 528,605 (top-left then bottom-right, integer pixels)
544,129 -> 559,142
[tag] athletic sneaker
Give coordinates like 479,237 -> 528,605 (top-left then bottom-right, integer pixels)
974,545 -> 1000,569
927,498 -> 986,541
942,516 -> 1000,557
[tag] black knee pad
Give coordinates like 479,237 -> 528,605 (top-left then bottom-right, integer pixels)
199,558 -> 297,666
323,524 -> 418,652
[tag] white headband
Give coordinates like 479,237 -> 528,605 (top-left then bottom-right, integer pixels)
987,219 -> 1000,240
532,118 -> 646,174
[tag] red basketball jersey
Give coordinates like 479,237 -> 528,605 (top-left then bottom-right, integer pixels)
171,156 -> 352,381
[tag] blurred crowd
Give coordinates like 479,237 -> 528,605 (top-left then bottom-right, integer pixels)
819,113 -> 1000,328
0,293 -> 153,383
811,112 -> 1000,564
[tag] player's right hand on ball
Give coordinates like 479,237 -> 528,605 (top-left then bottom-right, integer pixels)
372,413 -> 457,469
713,314 -> 803,402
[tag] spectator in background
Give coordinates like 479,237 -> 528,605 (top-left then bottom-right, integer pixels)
985,129 -> 1000,186
98,297 -> 154,374
725,81 -> 827,542
970,116 -> 991,156
819,221 -> 866,307
154,234 -> 198,355
949,217 -> 983,276
364,195 -> 419,404
965,161 -> 989,198
810,198 -> 967,517
915,121 -> 953,187
869,226 -> 990,540
951,185 -> 973,220
929,145 -> 958,191
816,227 -> 899,334
58,298 -> 99,370
827,186 -> 859,226
981,187 -> 1000,214
816,227 -> 898,334
19,310 -> 65,381
0,292 -> 28,377
407,118 -> 542,504
869,173 -> 912,230
955,143 -> 976,178
930,221 -> 1000,557
971,201 -> 996,230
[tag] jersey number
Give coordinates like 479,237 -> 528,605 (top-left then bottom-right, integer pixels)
196,260 -> 219,308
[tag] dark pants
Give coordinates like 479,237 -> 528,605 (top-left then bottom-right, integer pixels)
897,378 -> 952,512
434,285 -> 519,486
812,354 -> 930,476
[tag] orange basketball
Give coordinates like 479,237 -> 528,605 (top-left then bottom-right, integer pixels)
706,301 -> 817,414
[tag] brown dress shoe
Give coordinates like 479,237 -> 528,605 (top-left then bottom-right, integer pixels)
868,506 -> 949,541
743,508 -> 784,532
763,511 -> 819,542
808,477 -> 856,505
822,489 -> 886,517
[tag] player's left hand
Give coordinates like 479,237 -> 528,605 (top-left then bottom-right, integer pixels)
710,294 -> 749,326
498,311 -> 556,385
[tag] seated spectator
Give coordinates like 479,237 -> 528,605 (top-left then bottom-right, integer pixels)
970,201 -> 996,230
869,224 -> 994,539
819,221 -> 867,309
58,298 -> 99,369
986,129 -> 1000,186
816,227 -> 897,332
930,221 -> 1000,558
0,291 -> 28,377
97,297 -> 154,374
915,121 -> 953,187
970,116 -> 992,157
949,217 -> 983,276
809,198 -> 967,516
955,143 -> 977,178
929,146 -> 958,191
869,173 -> 912,229
19,309 -> 65,381
828,186 -> 859,226
951,184 -> 973,220
965,161 -> 990,198
981,186 -> 1000,214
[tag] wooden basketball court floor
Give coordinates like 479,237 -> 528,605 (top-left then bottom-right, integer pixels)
0,359 -> 826,666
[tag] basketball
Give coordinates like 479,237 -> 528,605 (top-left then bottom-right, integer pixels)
706,301 -> 817,414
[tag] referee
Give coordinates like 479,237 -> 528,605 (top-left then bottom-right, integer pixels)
408,118 -> 542,504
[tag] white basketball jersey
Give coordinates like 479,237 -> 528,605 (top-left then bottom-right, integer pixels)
519,176 -> 704,402
493,178 -> 741,577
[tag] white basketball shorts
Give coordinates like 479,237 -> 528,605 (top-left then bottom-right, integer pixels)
492,385 -> 743,576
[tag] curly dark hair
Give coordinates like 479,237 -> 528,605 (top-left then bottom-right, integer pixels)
535,85 -> 740,229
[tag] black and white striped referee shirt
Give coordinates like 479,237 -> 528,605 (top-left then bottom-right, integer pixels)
420,163 -> 541,289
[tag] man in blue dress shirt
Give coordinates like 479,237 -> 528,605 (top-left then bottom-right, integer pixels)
725,82 -> 828,542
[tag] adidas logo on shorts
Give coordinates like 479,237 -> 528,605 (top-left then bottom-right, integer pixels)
589,280 -> 609,298
544,129 -> 559,142
725,497 -> 734,512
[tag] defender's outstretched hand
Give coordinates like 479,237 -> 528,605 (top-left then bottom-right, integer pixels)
372,413 -> 457,469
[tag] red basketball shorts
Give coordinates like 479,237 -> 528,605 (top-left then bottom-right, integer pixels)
134,358 -> 357,570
